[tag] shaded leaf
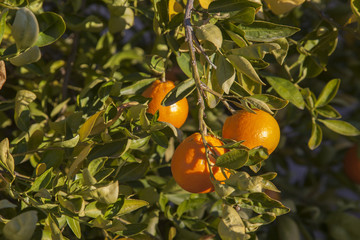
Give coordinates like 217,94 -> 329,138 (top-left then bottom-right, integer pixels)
216,149 -> 248,169
0,138 -> 14,175
177,198 -> 208,218
162,78 -> 195,106
208,0 -> 261,13
3,210 -> 38,240
14,90 -> 36,131
35,12 -> 66,47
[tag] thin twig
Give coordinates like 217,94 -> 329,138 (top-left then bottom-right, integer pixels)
192,32 -> 217,69
200,82 -> 236,114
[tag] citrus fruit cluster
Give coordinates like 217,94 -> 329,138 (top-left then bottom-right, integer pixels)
143,80 -> 280,193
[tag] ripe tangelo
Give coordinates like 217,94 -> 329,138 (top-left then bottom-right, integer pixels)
142,80 -> 188,128
171,133 -> 231,193
222,109 -> 280,154
343,145 -> 360,184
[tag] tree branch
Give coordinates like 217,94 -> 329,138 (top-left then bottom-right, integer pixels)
184,0 -> 207,136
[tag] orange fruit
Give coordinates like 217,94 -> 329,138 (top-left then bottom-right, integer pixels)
171,132 -> 230,193
343,145 -> 360,184
222,109 -> 280,154
142,80 -> 188,128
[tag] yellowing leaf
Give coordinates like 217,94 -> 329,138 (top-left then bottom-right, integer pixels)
264,0 -> 305,15
199,0 -> 214,9
78,110 -> 105,141
168,0 -> 183,20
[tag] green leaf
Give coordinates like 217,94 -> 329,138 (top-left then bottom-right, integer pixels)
277,216 -> 301,240
0,9 -> 8,45
30,167 -> 54,191
90,181 -> 119,204
240,192 -> 290,215
326,212 -> 360,240
162,78 -> 195,106
66,15 -> 104,32
195,23 -> 223,49
117,160 -> 150,182
216,149 -> 248,169
58,195 -> 84,214
35,12 -> 66,47
0,199 -> 17,209
315,105 -> 341,119
109,7 -> 134,33
118,199 -> 149,216
9,46 -> 41,66
120,78 -> 156,95
12,7 -> 39,50
226,30 -> 247,48
216,54 -> 236,94
177,198 -> 208,218
104,197 -> 125,219
84,201 -> 106,218
14,90 -> 36,131
0,138 -> 14,175
208,0 -> 261,13
151,131 -> 168,148
315,79 -> 340,107
271,38 -> 289,65
308,123 -> 322,150
176,52 -> 203,78
266,76 -> 305,110
53,135 -> 80,148
318,119 -> 360,136
230,43 -> 281,60
230,7 -> 256,25
228,55 -> 265,85
250,94 -> 288,110
351,0 -> 360,19
239,21 -> 300,42
246,147 -> 269,167
78,111 -> 104,141
245,96 -> 273,114
47,214 -> 63,240
65,216 -> 81,239
218,204 -> 246,240
3,210 -> 38,240
68,143 -> 92,178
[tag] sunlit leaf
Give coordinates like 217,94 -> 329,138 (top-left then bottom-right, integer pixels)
266,76 -> 305,110
318,119 -> 360,136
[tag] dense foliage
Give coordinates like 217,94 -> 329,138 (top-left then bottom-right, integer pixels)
0,0 -> 360,239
